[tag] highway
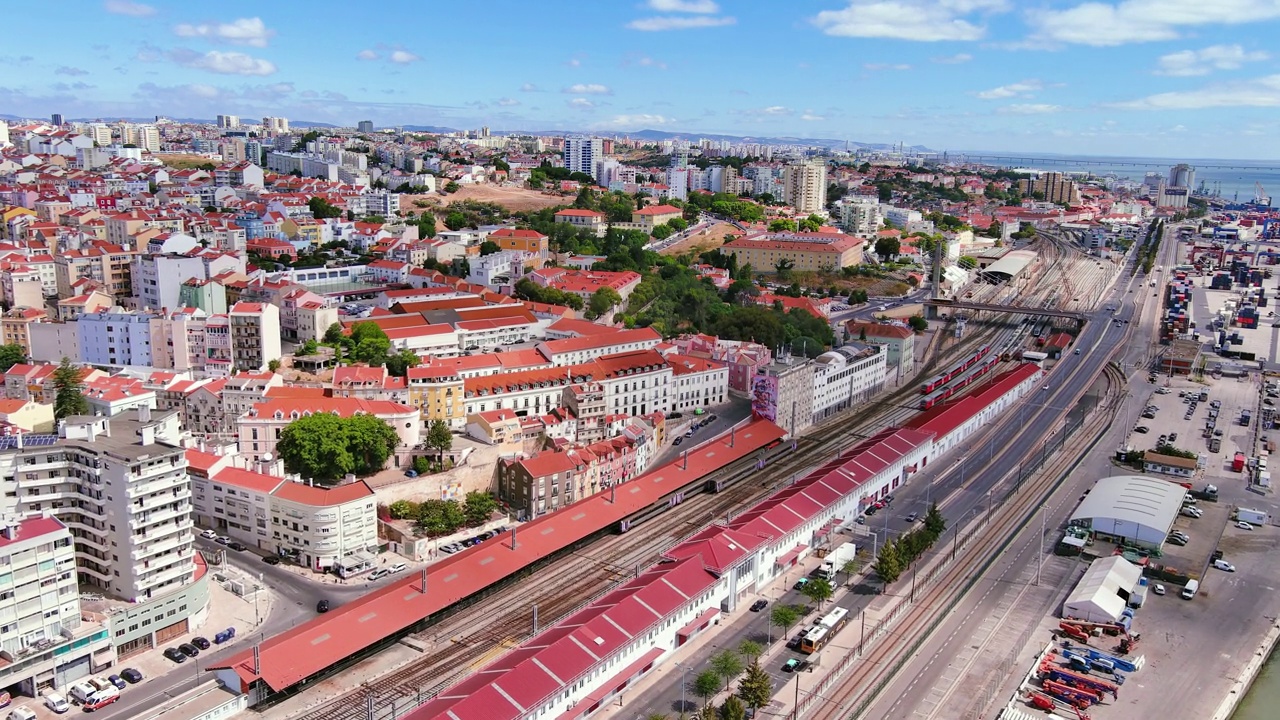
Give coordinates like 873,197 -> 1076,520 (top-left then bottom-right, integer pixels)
629,235 -> 1147,718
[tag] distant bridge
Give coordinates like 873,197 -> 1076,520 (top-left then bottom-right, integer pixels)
953,154 -> 1280,172
924,299 -> 1086,322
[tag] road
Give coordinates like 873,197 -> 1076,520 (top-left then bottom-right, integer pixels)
628,237 -> 1148,718
96,540 -> 391,720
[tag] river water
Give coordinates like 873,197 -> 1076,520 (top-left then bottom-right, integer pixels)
1231,647 -> 1280,719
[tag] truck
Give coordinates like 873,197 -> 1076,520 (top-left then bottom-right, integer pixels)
1190,484 -> 1219,502
817,542 -> 857,581
1233,452 -> 1247,472
1237,507 -> 1268,525
1208,437 -> 1222,453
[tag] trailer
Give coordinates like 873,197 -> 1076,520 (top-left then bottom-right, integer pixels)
1237,507 -> 1267,525
817,542 -> 857,580
1078,645 -> 1145,673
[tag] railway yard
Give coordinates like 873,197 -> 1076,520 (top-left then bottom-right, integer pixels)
214,221 -> 1280,720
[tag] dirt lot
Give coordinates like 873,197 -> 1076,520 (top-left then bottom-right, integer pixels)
405,185 -> 569,214
156,153 -> 217,170
658,222 -> 741,257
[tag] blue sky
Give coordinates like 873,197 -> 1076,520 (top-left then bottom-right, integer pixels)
3,0 -> 1279,158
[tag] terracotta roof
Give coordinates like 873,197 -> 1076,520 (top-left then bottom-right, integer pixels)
212,467 -> 285,495
634,204 -> 682,216
271,479 -> 375,506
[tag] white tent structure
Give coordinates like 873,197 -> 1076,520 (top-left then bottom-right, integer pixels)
1062,555 -> 1142,623
1069,475 -> 1183,549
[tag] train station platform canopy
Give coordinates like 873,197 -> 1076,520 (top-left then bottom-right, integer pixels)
978,249 -> 1037,283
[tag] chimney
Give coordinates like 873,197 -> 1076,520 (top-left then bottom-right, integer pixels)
419,567 -> 427,594
1,520 -> 19,541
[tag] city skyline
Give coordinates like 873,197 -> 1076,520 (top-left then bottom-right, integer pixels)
2,0 -> 1279,158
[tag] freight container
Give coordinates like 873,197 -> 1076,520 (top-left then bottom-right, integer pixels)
1237,508 -> 1267,525
1233,453 -> 1247,472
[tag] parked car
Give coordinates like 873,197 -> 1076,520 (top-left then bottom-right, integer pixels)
1152,583 -> 1166,596
1134,426 -> 1149,434
163,647 -> 187,663
120,668 -> 143,684
782,658 -> 800,672
749,599 -> 768,612
192,636 -> 210,650
199,529 -> 218,539
369,568 -> 390,581
673,437 -> 683,446
794,578 -> 810,590
262,555 -> 281,565
904,512 -> 919,522
106,675 -> 126,690
787,633 -> 805,650
42,693 -> 69,714
1182,507 -> 1203,518
1166,535 -> 1188,546
178,643 -> 199,657
1236,521 -> 1255,530
316,599 -> 330,613
226,541 -> 247,552
1213,559 -> 1236,572
214,536 -> 230,545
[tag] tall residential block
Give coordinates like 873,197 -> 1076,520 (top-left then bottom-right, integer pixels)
262,116 -> 290,134
563,135 -> 603,179
216,114 -> 240,129
784,160 -> 828,214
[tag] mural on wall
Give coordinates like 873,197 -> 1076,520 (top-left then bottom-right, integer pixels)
751,373 -> 777,422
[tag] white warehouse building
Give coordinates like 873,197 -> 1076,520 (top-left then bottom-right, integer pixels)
1069,475 -> 1184,549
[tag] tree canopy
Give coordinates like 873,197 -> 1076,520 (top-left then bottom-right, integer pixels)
277,413 -> 400,482
53,358 -> 88,420
0,344 -> 26,373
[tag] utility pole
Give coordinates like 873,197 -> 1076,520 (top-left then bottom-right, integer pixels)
1036,507 -> 1045,587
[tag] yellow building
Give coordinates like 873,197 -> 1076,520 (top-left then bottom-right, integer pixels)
407,367 -> 467,430
723,230 -> 864,273
0,307 -> 48,355
281,217 -> 325,248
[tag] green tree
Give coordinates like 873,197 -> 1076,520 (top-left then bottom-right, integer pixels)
668,217 -> 689,232
462,491 -> 497,526
323,322 -> 345,345
770,603 -> 801,639
841,558 -> 861,586
652,224 -> 674,240
710,649 -> 744,691
874,540 -> 904,585
925,501 -> 947,536
799,577 -> 834,608
385,348 -> 421,377
736,660 -> 773,711
957,256 -> 978,270
586,286 -> 622,320
737,639 -> 762,662
412,456 -> 430,474
308,196 -> 343,219
387,500 -> 417,519
799,214 -> 824,232
693,670 -> 721,707
277,413 -> 400,482
417,499 -> 466,535
873,236 -> 901,260
718,696 -> 747,720
907,315 -> 928,333
479,240 -> 501,256
0,343 -> 26,372
296,338 -> 320,356
416,213 -> 437,238
768,218 -> 797,232
267,359 -> 281,373
52,357 -> 88,420
774,258 -> 794,279
444,211 -> 469,231
426,419 -> 453,464
443,181 -> 460,193
349,322 -> 391,364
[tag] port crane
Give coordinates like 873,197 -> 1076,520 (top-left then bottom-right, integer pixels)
1256,182 -> 1272,207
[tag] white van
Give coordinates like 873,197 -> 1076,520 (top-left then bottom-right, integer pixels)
7,708 -> 36,720
1181,579 -> 1200,600
43,692 -> 69,714
67,681 -> 96,704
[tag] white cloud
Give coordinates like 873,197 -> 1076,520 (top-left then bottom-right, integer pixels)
627,15 -> 736,30
800,112 -> 826,121
863,62 -> 912,71
634,56 -> 668,70
1155,44 -> 1269,76
933,53 -> 973,64
646,0 -> 719,11
56,66 -> 90,76
389,50 -> 420,64
568,98 -> 595,109
170,49 -> 276,76
496,97 -> 520,106
104,1 -> 155,17
594,113 -> 677,129
356,49 -> 378,61
812,0 -> 1009,42
1027,0 -> 1280,47
998,103 -> 1062,114
174,17 -> 275,47
975,79 -> 1042,99
563,83 -> 612,95
565,58 -> 581,68
1109,74 -> 1280,109
520,83 -> 540,92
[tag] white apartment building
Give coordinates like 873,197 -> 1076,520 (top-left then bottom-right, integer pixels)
466,250 -> 526,287
783,160 -> 827,214
839,197 -> 883,237
228,303 -> 282,373
265,152 -> 340,181
120,124 -> 160,152
811,344 -> 887,423
563,135 -> 602,179
0,514 -> 115,698
85,123 -> 113,147
668,354 -> 730,413
261,117 -> 289,134
884,206 -> 923,228
269,480 -> 378,573
134,253 -> 207,312
5,410 -> 195,603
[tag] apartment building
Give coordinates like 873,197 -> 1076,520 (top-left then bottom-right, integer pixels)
487,228 -> 549,257
0,263 -> 43,310
228,303 -> 282,373
261,117 -> 289,134
4,409 -> 194,603
236,397 -> 420,464
723,230 -> 863,273
668,354 -> 730,413
537,327 -> 662,366
839,197 -> 883,237
0,515 -> 115,698
0,307 -> 47,356
78,307 -> 156,367
149,308 -> 208,372
406,367 -> 466,431
55,244 -> 140,301
553,209 -> 607,237
1017,172 -> 1081,206
751,354 -> 815,437
563,135 -> 602,179
844,321 -> 916,380
270,481 -> 378,572
784,160 -> 828,214
810,344 -> 887,423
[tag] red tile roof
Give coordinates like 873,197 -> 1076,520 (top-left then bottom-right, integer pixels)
634,204 -> 682,216
0,515 -> 67,549
271,479 -> 375,506
207,419 -> 786,693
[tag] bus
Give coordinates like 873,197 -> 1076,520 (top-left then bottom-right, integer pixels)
800,607 -> 849,653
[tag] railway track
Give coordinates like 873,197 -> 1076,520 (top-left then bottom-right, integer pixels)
287,241 -> 1090,720
803,364 -> 1123,720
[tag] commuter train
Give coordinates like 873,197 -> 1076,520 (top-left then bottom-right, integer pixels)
920,344 -> 993,394
919,354 -> 1000,409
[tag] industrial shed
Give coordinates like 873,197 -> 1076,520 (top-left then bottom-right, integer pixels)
977,249 -> 1037,284
1069,475 -> 1183,549
1062,555 -> 1142,623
